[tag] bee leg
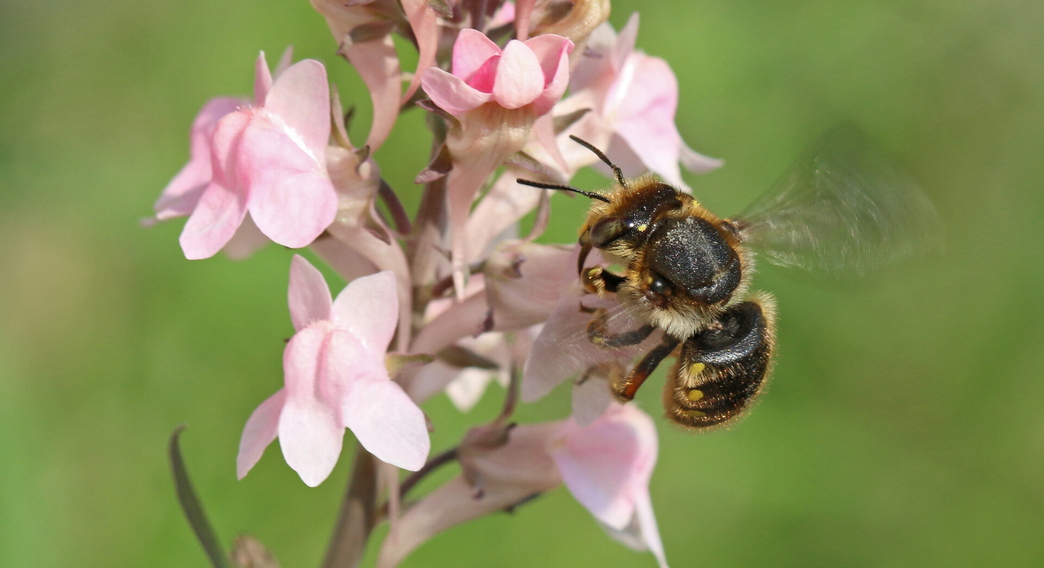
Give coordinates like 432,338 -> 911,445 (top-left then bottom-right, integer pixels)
612,334 -> 681,401
581,265 -> 626,295
585,308 -> 655,348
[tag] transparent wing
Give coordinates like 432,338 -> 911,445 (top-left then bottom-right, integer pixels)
521,286 -> 662,403
731,126 -> 943,276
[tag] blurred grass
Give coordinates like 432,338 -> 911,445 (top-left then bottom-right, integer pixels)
0,0 -> 1042,566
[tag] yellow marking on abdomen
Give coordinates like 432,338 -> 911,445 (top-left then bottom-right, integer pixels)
687,389 -> 704,401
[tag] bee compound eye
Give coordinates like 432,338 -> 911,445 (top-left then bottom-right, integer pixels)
643,272 -> 674,305
589,216 -> 633,247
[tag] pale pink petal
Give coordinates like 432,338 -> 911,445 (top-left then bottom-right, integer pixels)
278,327 -> 344,487
552,413 -> 643,530
376,423 -> 562,568
273,46 -> 294,78
238,118 -> 337,248
401,0 -> 438,103
237,388 -> 286,479
310,234 -> 379,282
179,179 -> 248,259
486,242 -> 575,330
524,34 -> 572,83
445,368 -> 498,412
452,28 -> 502,82
464,170 -> 543,263
155,97 -> 243,219
344,38 -> 400,151
612,13 -> 640,70
530,46 -> 572,115
288,254 -> 333,331
488,0 -> 517,32
513,0 -> 534,40
422,68 -> 493,117
492,40 -> 545,109
634,491 -> 669,568
254,51 -> 273,105
571,377 -> 615,427
262,59 -> 332,160
408,290 -> 488,357
342,378 -> 430,471
679,143 -> 725,174
331,270 -> 399,353
221,214 -> 270,259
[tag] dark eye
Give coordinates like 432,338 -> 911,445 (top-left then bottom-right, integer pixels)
648,272 -> 674,297
589,216 -> 633,247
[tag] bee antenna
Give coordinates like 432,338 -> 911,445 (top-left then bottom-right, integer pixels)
568,135 -> 628,188
516,178 -> 611,203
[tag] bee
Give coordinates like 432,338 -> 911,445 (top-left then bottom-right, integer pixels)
518,129 -> 941,429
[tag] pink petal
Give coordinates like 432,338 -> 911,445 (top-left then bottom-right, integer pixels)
155,97 -> 243,220
452,28 -> 502,82
263,59 -> 332,161
343,37 -> 400,151
401,0 -> 438,103
612,13 -> 640,70
342,378 -> 430,471
288,254 -> 333,332
422,68 -> 492,117
237,388 -> 286,479
238,117 -> 337,248
571,378 -> 616,427
278,327 -> 344,487
552,413 -> 643,530
634,491 -> 669,568
679,143 -> 725,174
376,423 -> 561,568
525,35 -> 573,115
221,213 -> 270,259
445,368 -> 498,412
254,51 -> 273,106
273,46 -> 294,78
179,179 -> 248,259
331,270 -> 399,353
492,40 -> 545,109
513,0 -> 534,40
466,55 -> 500,93
463,170 -> 543,263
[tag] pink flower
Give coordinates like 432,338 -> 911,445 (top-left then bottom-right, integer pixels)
420,29 -> 573,298
552,14 -> 722,190
377,404 -> 667,567
552,404 -> 668,568
237,256 -> 429,487
156,52 -> 338,260
422,28 -> 572,117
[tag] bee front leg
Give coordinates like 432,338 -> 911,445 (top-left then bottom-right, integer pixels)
612,334 -> 681,401
581,265 -> 627,295
585,308 -> 655,348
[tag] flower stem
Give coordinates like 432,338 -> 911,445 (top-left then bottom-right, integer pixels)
399,447 -> 460,499
321,444 -> 378,568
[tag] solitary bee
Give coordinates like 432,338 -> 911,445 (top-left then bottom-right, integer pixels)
518,129 -> 941,429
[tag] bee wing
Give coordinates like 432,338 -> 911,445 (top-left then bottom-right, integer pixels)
731,127 -> 943,276
521,286 -> 662,403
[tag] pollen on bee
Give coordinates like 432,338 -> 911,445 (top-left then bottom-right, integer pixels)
637,224 -> 648,232
688,362 -> 706,377
686,389 -> 704,401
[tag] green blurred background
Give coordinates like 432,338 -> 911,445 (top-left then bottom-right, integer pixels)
1,0 -> 1042,566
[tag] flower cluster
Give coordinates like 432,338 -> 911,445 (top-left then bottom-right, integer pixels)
154,2 -> 721,566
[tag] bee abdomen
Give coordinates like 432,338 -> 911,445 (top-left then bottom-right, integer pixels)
664,298 -> 776,429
